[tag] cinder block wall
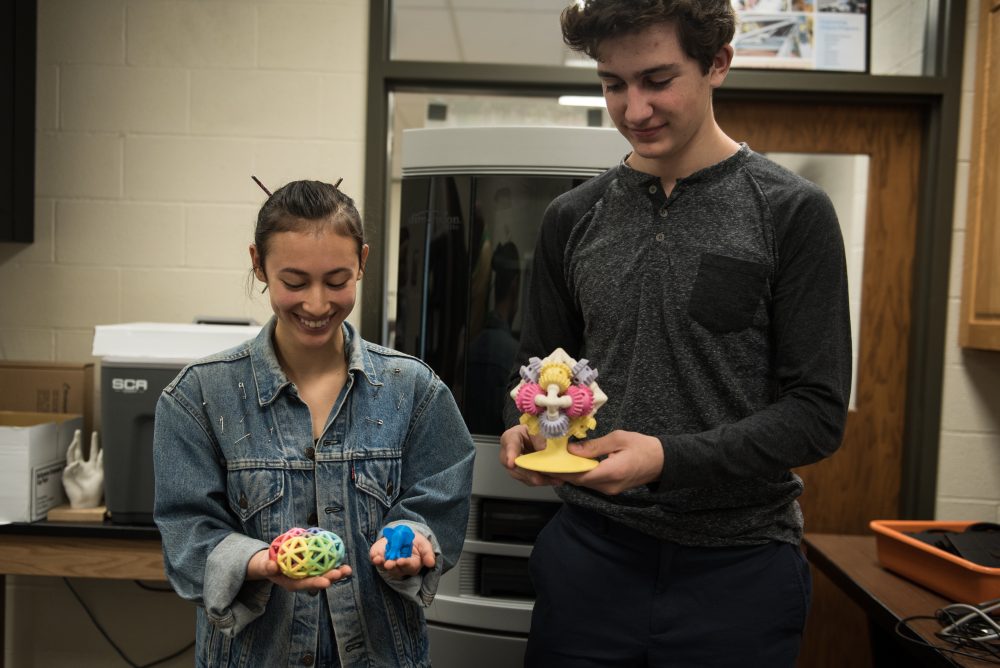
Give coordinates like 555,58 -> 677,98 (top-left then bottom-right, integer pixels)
936,6 -> 1000,523
0,0 -> 368,363
2,1 -> 368,665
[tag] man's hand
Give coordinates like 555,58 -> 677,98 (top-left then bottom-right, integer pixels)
555,430 -> 664,495
369,530 -> 436,578
499,424 -> 564,487
246,549 -> 352,592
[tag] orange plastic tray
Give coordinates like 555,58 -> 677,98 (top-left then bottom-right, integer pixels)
869,520 -> 1000,604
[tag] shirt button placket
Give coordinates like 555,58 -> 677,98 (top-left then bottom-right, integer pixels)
655,188 -> 668,242
648,181 -> 668,241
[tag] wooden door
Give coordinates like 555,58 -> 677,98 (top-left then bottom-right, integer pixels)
715,100 -> 923,668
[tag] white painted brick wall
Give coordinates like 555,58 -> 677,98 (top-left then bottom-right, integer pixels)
126,2 -> 257,68
0,0 -> 369,366
2,1 -> 368,665
55,200 -> 186,266
936,4 -> 1000,523
38,0 -> 126,65
61,66 -> 190,133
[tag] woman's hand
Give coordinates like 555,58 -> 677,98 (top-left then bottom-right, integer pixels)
369,530 -> 436,578
246,549 -> 352,592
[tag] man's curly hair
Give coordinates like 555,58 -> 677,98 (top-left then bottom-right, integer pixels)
561,0 -> 736,74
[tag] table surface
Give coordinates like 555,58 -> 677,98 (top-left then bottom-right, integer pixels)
1,527 -> 996,660
0,518 -> 159,539
803,533 -> 999,668
0,519 -> 165,581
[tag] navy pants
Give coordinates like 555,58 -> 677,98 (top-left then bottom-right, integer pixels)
525,504 -> 811,668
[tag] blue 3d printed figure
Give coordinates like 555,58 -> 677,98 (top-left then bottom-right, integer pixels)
383,525 -> 415,560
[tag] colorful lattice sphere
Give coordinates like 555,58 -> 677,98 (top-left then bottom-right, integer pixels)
269,527 -> 345,579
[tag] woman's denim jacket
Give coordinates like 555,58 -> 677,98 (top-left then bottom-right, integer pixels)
153,319 -> 475,667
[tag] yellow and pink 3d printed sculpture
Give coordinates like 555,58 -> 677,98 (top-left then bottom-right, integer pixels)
511,348 -> 606,473
269,527 -> 346,579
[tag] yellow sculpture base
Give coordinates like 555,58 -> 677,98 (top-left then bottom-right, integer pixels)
514,437 -> 598,473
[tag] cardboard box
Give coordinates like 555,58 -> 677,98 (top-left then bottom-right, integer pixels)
0,411 -> 82,523
0,361 -> 95,435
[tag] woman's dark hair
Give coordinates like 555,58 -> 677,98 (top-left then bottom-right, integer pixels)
251,179 -> 366,284
561,0 -> 736,74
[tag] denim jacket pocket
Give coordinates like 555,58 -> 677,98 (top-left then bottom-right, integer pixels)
688,253 -> 769,333
351,454 -> 402,541
226,468 -> 284,539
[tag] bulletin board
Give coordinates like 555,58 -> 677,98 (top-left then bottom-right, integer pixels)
730,0 -> 870,73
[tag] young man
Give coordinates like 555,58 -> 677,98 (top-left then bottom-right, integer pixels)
499,1 -> 852,666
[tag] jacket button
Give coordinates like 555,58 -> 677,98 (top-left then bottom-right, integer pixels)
239,494 -> 248,510
304,446 -> 315,459
301,653 -> 315,666
307,512 -> 318,525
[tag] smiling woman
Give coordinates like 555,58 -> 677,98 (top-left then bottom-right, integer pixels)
151,178 -> 475,667
249,181 -> 369,399
252,224 -> 367,438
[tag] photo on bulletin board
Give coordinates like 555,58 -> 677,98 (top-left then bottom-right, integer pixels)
730,0 -> 870,73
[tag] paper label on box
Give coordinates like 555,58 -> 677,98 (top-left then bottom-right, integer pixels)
32,461 -> 67,521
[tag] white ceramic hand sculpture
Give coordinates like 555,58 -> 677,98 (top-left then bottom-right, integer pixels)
63,429 -> 105,509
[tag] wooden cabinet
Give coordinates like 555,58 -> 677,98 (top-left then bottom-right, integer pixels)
960,0 -> 1000,349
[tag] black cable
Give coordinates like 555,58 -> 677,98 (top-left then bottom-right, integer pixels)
895,614 -> 1000,664
62,578 -> 195,668
133,580 -> 176,593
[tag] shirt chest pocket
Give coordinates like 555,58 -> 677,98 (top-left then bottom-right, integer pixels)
351,454 -> 402,542
227,468 -> 284,540
688,253 -> 770,333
